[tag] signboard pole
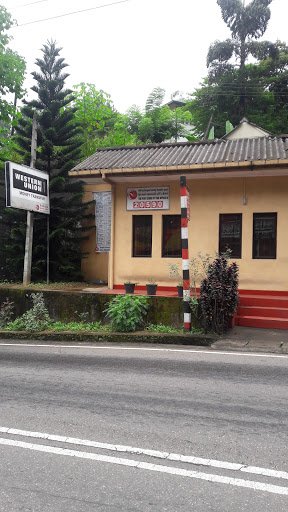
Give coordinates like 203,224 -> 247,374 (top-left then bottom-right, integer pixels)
180,176 -> 191,332
46,216 -> 50,285
23,114 -> 37,285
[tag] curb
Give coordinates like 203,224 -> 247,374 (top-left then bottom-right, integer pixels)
0,331 -> 216,346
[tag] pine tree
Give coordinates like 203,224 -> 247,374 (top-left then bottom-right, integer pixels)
3,40 -> 93,282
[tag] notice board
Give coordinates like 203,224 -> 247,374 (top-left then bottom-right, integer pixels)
94,191 -> 111,252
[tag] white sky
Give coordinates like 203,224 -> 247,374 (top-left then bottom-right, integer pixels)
2,0 -> 287,113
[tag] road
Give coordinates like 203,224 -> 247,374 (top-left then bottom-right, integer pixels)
0,341 -> 287,511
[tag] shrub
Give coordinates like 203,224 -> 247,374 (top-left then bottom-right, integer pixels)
6,293 -> 52,332
199,257 -> 239,335
0,297 -> 15,328
105,294 -> 149,332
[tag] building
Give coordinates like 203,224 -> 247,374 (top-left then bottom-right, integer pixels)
69,120 -> 288,328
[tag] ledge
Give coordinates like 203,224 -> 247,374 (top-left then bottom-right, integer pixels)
0,330 -> 217,346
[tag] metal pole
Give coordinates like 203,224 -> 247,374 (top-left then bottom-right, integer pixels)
23,114 -> 37,286
180,176 -> 191,332
46,215 -> 49,285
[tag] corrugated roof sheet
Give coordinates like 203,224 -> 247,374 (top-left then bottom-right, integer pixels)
71,137 -> 288,172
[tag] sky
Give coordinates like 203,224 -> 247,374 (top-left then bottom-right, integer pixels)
2,0 -> 288,113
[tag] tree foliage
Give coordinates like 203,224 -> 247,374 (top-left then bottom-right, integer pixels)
1,40 -> 93,282
72,85 -> 193,154
208,0 -> 275,75
69,83 -> 117,157
187,1 -> 288,137
0,6 -> 26,130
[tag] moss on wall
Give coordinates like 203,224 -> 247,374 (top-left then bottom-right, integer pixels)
0,288 -> 199,328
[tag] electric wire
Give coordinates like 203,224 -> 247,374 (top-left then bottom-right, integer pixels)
11,0 -> 48,8
13,0 -> 130,27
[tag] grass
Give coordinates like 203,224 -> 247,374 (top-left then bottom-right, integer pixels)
145,323 -> 204,334
51,321 -> 112,332
0,281 -> 103,290
3,319 -> 204,335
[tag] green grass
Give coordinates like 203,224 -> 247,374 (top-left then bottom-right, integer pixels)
0,281 -> 99,290
145,323 -> 204,334
51,321 -> 112,332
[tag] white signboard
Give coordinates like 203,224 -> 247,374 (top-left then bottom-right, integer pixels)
126,187 -> 169,211
5,161 -> 50,214
94,191 -> 111,253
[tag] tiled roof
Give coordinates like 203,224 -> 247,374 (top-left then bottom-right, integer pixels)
71,137 -> 288,172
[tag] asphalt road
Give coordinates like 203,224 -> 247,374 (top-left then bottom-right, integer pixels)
0,341 -> 287,511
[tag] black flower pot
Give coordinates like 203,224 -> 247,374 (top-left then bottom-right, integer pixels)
177,285 -> 183,298
146,284 -> 158,296
124,283 -> 135,294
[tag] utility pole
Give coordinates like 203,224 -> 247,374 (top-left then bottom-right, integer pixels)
23,114 -> 37,285
180,176 -> 191,332
203,114 -> 213,140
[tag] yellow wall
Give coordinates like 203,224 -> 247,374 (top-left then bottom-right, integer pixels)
81,183 -> 110,282
83,176 -> 288,291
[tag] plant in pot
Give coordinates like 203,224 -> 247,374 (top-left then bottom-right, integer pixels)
168,262 -> 183,297
177,280 -> 183,298
124,281 -> 138,294
146,279 -> 158,296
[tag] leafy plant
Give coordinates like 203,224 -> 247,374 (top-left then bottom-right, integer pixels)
189,252 -> 212,296
188,295 -> 200,321
75,310 -> 89,322
6,293 -> 52,332
199,257 -> 239,335
0,297 -> 14,328
5,317 -> 25,331
147,278 -> 157,285
105,294 -> 149,332
168,262 -> 183,286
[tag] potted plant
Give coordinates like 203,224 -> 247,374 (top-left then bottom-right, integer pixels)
168,262 -> 183,297
177,281 -> 183,298
124,281 -> 138,294
146,279 -> 158,296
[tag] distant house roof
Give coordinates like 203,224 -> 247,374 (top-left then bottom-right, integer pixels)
71,136 -> 288,176
223,117 -> 273,140
164,100 -> 186,110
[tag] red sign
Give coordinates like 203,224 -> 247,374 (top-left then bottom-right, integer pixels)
127,187 -> 169,211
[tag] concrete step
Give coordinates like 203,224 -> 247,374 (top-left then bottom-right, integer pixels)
236,315 -> 288,330
238,305 -> 288,319
239,295 -> 288,308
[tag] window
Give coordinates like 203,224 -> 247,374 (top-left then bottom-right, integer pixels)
219,214 -> 242,258
253,213 -> 277,259
162,215 -> 181,257
132,216 -> 152,257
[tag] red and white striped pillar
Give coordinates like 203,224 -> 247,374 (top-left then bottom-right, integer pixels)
180,176 -> 191,331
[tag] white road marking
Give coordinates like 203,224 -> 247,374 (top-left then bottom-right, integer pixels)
1,426 -> 288,482
0,343 -> 287,359
0,437 -> 287,495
